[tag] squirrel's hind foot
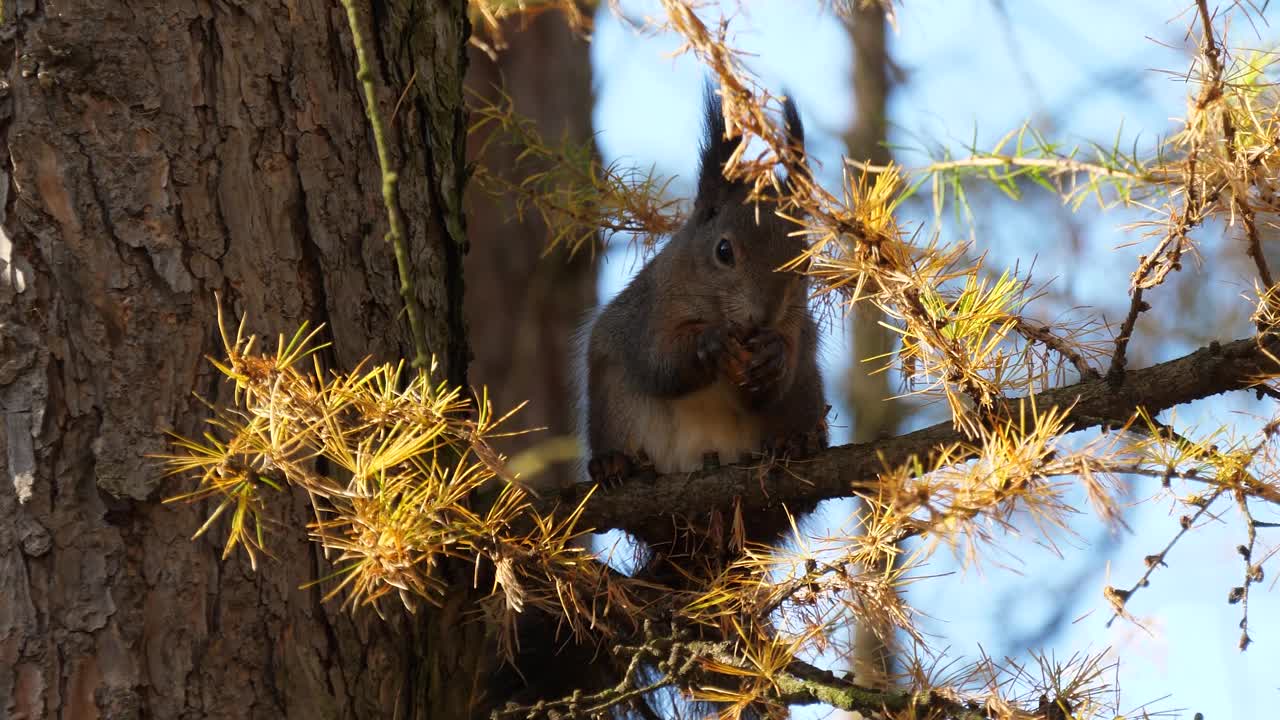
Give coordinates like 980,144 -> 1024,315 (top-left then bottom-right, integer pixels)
588,450 -> 653,489
762,424 -> 828,461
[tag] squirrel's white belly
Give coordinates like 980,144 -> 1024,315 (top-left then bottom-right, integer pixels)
630,379 -> 761,474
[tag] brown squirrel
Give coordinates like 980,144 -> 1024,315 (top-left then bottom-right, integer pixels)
581,85 -> 828,566
497,85 -> 829,720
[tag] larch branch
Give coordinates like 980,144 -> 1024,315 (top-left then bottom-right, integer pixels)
554,335 -> 1279,538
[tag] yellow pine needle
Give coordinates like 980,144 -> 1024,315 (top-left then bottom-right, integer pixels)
168,306 -> 602,616
468,85 -> 683,255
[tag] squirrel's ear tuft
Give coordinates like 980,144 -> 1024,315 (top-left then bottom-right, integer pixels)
781,92 -> 804,150
695,82 -> 744,215
780,90 -> 810,192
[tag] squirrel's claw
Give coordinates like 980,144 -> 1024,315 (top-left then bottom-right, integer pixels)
699,323 -> 756,382
588,450 -> 636,489
742,329 -> 787,394
763,425 -> 828,460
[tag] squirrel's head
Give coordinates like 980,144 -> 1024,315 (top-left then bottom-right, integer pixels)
670,84 -> 810,332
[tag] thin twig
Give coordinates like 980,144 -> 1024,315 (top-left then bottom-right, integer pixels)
1105,488 -> 1225,627
490,636 -> 674,719
1238,198 -> 1275,290
1106,410 -> 1279,629
1013,317 -> 1102,380
847,153 -> 1157,185
1194,0 -> 1280,294
1109,0 -> 1258,379
1194,0 -> 1278,293
1036,460 -> 1280,506
340,0 -> 432,369
1232,491 -> 1259,649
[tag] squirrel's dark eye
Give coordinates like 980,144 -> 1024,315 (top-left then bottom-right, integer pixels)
714,237 -> 734,266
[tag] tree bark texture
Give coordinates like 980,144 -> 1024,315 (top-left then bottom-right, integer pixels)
465,11 -> 598,493
0,1 -> 478,718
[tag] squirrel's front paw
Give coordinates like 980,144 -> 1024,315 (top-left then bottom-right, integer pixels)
695,324 -> 730,369
742,328 -> 788,395
697,323 -> 753,380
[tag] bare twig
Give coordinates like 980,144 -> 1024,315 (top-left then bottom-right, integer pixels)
499,631 -> 994,720
1013,317 -> 1102,380
847,153 -> 1157,186
1193,0 -> 1278,294
1238,199 -> 1275,290
1231,492 -> 1262,650
1104,489 -> 1225,628
1110,0 -> 1234,380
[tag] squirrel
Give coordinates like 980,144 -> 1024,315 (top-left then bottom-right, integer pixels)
496,84 -> 831,720
580,84 -> 828,574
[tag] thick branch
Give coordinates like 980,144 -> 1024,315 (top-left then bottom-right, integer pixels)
557,336 -> 1279,538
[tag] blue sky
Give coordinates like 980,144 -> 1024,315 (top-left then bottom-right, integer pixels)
588,1 -> 1280,717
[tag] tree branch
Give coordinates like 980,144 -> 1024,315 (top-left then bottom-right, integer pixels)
554,335 -> 1279,538
497,631 -> 992,720
691,640 -> 989,720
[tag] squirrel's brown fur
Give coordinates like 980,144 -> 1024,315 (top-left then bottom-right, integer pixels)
503,86 -> 829,720
582,85 -> 828,573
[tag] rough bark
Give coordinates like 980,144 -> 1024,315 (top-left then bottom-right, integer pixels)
0,1 -> 477,718
465,10 -> 597,494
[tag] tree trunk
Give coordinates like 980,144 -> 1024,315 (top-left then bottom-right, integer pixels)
0,1 -> 482,718
465,10 -> 598,494
842,1 -> 903,691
